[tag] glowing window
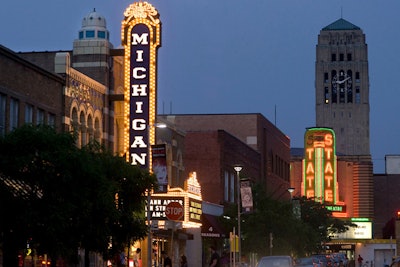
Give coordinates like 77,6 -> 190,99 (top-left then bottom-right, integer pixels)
324,87 -> 329,104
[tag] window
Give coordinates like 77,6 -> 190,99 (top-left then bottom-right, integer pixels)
0,94 -> 5,136
37,109 -> 44,125
356,72 -> 360,83
346,70 -> 353,103
324,73 -> 329,83
339,86 -> 345,103
347,87 -> 353,103
10,98 -> 19,130
347,53 -> 352,61
48,113 -> 55,127
331,70 -> 337,103
324,87 -> 329,104
331,54 -> 336,61
25,104 -> 33,124
98,31 -> 106,39
332,86 -> 337,104
355,86 -> 361,103
79,31 -> 84,39
224,171 -> 229,202
230,173 -> 235,203
339,53 -> 344,61
85,30 -> 95,38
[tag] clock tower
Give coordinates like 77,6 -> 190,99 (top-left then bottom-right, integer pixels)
315,18 -> 370,156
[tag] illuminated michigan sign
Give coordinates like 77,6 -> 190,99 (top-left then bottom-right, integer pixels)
122,2 -> 161,169
303,128 -> 337,204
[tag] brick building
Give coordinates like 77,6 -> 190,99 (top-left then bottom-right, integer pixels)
182,129 -> 261,205
159,113 -> 292,204
9,9 -> 122,152
0,45 -> 65,134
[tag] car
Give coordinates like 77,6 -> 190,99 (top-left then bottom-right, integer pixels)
312,254 -> 331,267
330,253 -> 348,267
257,256 -> 294,267
295,257 -> 322,267
390,257 -> 400,267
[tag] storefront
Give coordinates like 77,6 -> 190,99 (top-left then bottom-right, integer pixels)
141,172 -> 203,267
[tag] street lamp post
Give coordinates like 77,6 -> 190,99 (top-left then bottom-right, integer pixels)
234,165 -> 243,263
147,192 -> 152,267
147,122 -> 167,267
288,187 -> 295,200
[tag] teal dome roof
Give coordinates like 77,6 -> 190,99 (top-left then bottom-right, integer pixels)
322,18 -> 360,31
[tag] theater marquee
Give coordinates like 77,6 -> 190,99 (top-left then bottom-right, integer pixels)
122,2 -> 161,169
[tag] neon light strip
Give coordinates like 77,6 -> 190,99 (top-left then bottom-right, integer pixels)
315,148 -> 323,202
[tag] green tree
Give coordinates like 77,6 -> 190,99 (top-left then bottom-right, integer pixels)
223,184 -> 355,260
0,125 -> 156,266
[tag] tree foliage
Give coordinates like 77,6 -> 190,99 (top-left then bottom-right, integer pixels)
0,125 -> 157,266
221,184 -> 355,259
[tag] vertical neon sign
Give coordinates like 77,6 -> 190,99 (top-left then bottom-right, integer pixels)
122,2 -> 161,169
303,128 -> 337,204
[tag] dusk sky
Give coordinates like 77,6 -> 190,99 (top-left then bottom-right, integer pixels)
1,0 -> 400,173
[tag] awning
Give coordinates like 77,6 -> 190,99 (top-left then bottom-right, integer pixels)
152,229 -> 194,240
201,214 -> 228,238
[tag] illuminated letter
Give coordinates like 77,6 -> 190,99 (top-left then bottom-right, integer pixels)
325,134 -> 333,146
306,175 -> 314,187
325,175 -> 333,187
132,33 -> 149,45
136,50 -> 144,62
133,67 -> 146,79
132,119 -> 146,130
325,148 -> 333,160
131,153 -> 146,165
135,102 -> 144,113
132,84 -> 148,96
306,162 -> 315,174
324,162 -> 333,174
131,136 -> 147,148
306,190 -> 315,198
325,190 -> 333,202
306,148 -> 314,159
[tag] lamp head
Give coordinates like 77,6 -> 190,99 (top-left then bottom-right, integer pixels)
234,166 -> 242,172
154,122 -> 167,128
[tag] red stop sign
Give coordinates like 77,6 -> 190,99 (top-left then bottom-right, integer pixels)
165,202 -> 184,221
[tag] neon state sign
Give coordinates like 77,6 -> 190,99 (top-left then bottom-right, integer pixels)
303,128 -> 337,204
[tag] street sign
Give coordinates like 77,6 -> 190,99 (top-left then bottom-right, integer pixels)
165,201 -> 184,221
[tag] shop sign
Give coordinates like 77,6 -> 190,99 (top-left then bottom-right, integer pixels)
189,198 -> 202,223
330,221 -> 372,239
147,197 -> 184,220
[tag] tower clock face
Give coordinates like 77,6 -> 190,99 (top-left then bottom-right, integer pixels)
332,72 -> 352,87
